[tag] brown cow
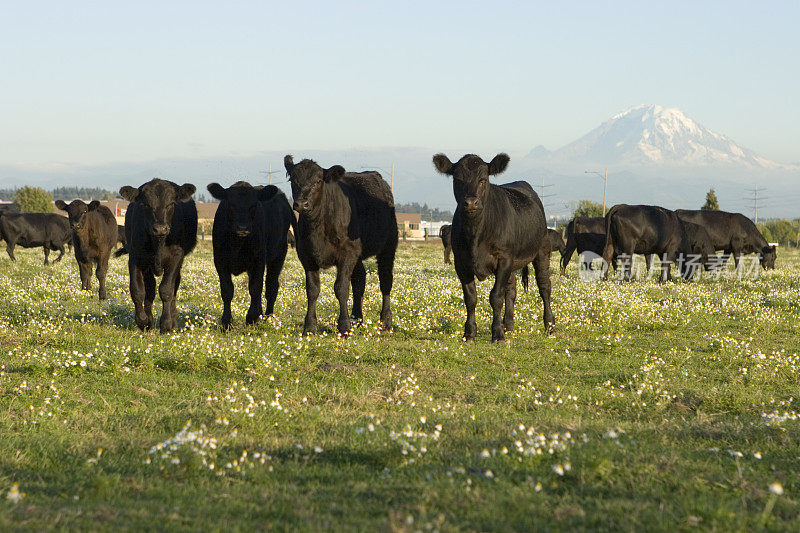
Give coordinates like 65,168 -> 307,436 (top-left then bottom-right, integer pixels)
55,200 -> 119,300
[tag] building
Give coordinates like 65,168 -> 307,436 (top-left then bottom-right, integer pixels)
396,212 -> 423,239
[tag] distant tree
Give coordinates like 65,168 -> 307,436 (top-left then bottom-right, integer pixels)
51,186 -> 116,201
702,189 -> 720,211
572,199 -> 604,219
13,186 -> 53,213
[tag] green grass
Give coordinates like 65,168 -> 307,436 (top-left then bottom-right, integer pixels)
1,242 -> 799,531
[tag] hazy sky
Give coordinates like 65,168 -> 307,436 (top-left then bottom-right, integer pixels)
2,0 -> 799,169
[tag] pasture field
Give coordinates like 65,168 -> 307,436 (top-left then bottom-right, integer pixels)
1,242 -> 799,531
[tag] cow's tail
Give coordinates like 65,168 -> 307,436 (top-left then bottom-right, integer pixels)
602,205 -> 621,276
114,246 -> 128,258
521,265 -> 529,292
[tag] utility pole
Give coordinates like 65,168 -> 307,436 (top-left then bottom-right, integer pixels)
391,163 -> 394,193
744,186 -> 768,224
261,163 -> 281,185
585,168 -> 608,216
538,176 -> 556,216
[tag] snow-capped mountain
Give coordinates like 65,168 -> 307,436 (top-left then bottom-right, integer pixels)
527,104 -> 794,171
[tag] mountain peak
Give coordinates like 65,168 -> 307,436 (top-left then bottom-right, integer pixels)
530,105 -> 793,171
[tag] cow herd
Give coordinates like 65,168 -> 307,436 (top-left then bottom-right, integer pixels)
0,153 -> 778,342
554,207 -> 775,282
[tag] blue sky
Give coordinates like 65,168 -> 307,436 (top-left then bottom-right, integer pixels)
2,0 -> 799,168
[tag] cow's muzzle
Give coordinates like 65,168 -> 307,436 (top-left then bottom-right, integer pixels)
151,223 -> 170,237
464,197 -> 481,212
293,200 -> 310,213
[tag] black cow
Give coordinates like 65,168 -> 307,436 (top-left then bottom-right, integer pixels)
117,225 -> 126,247
207,181 -> 294,329
440,224 -> 452,264
0,204 -> 20,217
678,220 -> 716,280
119,179 -> 197,333
548,229 -> 565,256
284,155 -> 398,336
675,209 -> 776,269
55,200 -> 119,300
433,153 -> 554,343
603,204 -> 685,281
0,213 -> 72,264
561,217 -> 606,275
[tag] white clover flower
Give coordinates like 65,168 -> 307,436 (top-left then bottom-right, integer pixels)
769,482 -> 784,496
7,483 -> 24,504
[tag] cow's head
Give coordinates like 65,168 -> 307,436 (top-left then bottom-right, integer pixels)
433,153 -> 509,215
55,199 -> 101,231
761,245 -> 777,269
284,155 -> 344,214
207,181 -> 277,238
119,179 -> 195,238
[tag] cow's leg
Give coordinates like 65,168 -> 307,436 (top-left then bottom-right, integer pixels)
645,254 -> 653,277
5,241 -> 15,261
461,278 -> 478,342
219,269 -> 234,330
43,246 -> 50,265
534,240 -> 556,335
143,268 -> 156,330
489,260 -> 513,342
246,263 -> 265,325
377,247 -> 395,330
264,253 -> 285,316
561,241 -> 576,275
78,261 -> 92,291
130,262 -> 151,331
303,269 -> 320,335
158,259 -> 180,333
503,271 -> 517,332
170,268 -> 181,331
661,252 -> 674,282
54,244 -> 65,263
334,260 -> 356,335
444,246 -> 451,265
350,259 -> 366,324
96,254 -> 110,300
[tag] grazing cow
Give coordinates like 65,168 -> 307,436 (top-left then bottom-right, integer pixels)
561,217 -> 606,275
433,153 -> 554,343
0,213 -> 72,264
675,209 -> 776,269
440,224 -> 452,264
678,220 -> 715,279
548,229 -> 565,256
207,181 -> 294,329
284,155 -> 397,336
602,204 -> 685,281
119,179 -> 197,333
55,200 -> 118,300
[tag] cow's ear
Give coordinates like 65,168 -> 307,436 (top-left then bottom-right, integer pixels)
55,200 -> 68,211
119,186 -> 139,202
177,183 -> 196,202
87,200 -> 100,211
207,183 -> 226,200
284,155 -> 295,174
487,153 -> 510,175
433,154 -> 453,175
323,165 -> 345,183
258,185 -> 280,202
